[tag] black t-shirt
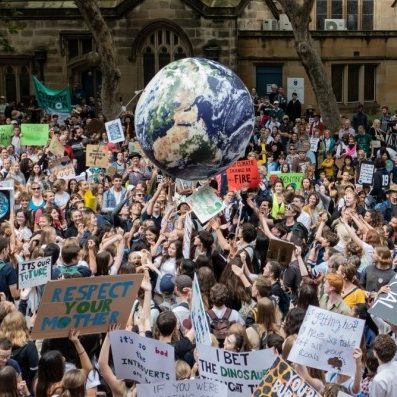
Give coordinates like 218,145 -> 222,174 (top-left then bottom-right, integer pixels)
0,261 -> 17,301
12,342 -> 39,392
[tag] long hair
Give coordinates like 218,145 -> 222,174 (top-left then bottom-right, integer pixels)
39,226 -> 56,247
60,369 -> 85,397
36,351 -> 65,397
339,262 -> 362,289
0,311 -> 29,348
255,297 -> 279,335
0,366 -> 18,397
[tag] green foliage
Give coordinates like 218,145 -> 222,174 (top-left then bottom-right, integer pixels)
0,2 -> 26,52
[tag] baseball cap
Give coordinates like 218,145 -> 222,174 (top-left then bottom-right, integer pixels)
159,274 -> 175,294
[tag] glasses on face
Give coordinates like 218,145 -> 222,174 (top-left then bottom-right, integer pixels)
0,353 -> 11,361
289,148 -> 296,151
31,187 -> 40,191
136,194 -> 144,197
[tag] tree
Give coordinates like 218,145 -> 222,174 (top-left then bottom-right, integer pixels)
275,0 -> 340,132
0,6 -> 26,52
74,0 -> 120,119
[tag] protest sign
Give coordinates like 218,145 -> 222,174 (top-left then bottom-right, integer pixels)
86,144 -> 109,168
18,256 -> 51,289
52,163 -> 76,180
357,161 -> 375,185
310,137 -> 320,152
288,305 -> 364,377
21,124 -> 49,146
33,76 -> 71,119
48,135 -> 64,157
137,379 -> 228,397
266,239 -> 295,267
191,274 -> 211,346
269,172 -> 304,190
197,343 -> 277,397
109,330 -> 176,383
0,180 -> 14,221
31,274 -> 143,339
187,187 -> 225,224
0,124 -> 13,146
252,356 -> 321,397
226,160 -> 261,191
105,118 -> 125,143
368,273 -> 397,325
182,213 -> 193,259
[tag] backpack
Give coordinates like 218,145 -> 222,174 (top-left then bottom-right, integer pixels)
241,245 -> 260,274
207,308 -> 232,342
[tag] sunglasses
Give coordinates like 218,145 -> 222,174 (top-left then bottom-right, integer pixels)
31,187 -> 40,190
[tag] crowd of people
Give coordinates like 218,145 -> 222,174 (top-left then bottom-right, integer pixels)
0,84 -> 397,397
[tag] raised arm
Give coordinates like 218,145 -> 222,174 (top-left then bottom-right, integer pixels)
68,329 -> 93,378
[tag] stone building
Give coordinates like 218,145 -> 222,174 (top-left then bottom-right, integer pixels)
0,0 -> 397,114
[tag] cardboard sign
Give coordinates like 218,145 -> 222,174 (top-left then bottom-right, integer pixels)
357,160 -> 375,185
252,356 -> 321,397
0,125 -> 13,146
310,137 -> 320,152
137,380 -> 228,397
48,135 -> 64,157
18,256 -> 51,289
266,239 -> 295,267
269,172 -> 304,190
0,180 -> 14,221
31,274 -> 143,339
187,187 -> 225,224
197,343 -> 277,397
191,274 -> 211,346
105,118 -> 125,143
288,305 -> 364,377
109,330 -> 176,383
182,213 -> 193,259
86,144 -> 109,168
21,124 -> 49,146
52,163 -> 76,180
369,274 -> 397,325
226,160 -> 261,191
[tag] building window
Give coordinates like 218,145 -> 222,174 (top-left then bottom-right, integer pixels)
331,63 -> 377,104
65,35 -> 94,60
316,0 -> 373,30
1,65 -> 31,103
5,66 -> 17,102
19,66 -> 30,101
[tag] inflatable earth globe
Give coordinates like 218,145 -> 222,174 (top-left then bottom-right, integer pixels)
134,57 -> 255,180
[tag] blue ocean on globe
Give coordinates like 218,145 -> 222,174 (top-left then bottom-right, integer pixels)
134,57 -> 255,180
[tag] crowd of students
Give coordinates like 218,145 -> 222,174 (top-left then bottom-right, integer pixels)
0,88 -> 397,397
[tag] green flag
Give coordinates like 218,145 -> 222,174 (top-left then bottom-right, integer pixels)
21,124 -> 49,146
0,125 -> 13,146
33,76 -> 71,117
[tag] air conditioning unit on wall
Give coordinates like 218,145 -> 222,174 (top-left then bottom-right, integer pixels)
263,19 -> 279,31
324,19 -> 347,31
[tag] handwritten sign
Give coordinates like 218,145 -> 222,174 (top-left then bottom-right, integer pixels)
288,305 -> 364,377
31,274 -> 143,339
357,160 -> 375,185
105,118 -> 125,143
252,356 -> 321,397
137,380 -> 227,397
0,125 -> 13,146
48,135 -> 64,157
269,172 -> 304,190
310,137 -> 320,152
192,274 -> 211,346
197,343 -> 276,397
52,163 -> 76,180
187,187 -> 225,224
266,239 -> 295,267
226,160 -> 261,191
18,256 -> 51,289
369,273 -> 397,325
109,330 -> 176,383
86,144 -> 109,168
21,124 -> 49,146
182,213 -> 193,259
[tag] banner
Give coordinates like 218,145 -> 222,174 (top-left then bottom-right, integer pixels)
266,239 -> 295,267
33,76 -> 71,118
18,256 -> 51,289
109,330 -> 176,383
86,144 -> 109,168
137,380 -> 228,397
269,172 -> 304,190
0,124 -> 13,146
288,305 -> 364,377
357,161 -> 375,185
0,180 -> 14,221
197,343 -> 277,397
252,356 -> 321,397
226,160 -> 261,191
182,213 -> 193,259
105,118 -> 125,143
48,135 -> 64,157
31,274 -> 143,339
187,187 -> 225,224
21,124 -> 49,146
191,274 -> 211,346
369,274 -> 397,325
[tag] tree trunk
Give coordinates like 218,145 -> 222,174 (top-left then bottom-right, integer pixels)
74,0 -> 120,119
276,0 -> 340,133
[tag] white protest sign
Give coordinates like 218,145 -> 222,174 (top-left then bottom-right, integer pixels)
310,137 -> 320,152
136,379 -> 228,397
187,187 -> 225,224
192,274 -> 211,346
197,343 -> 277,397
18,256 -> 52,289
182,213 -> 193,259
288,305 -> 364,377
357,161 -> 375,185
105,118 -> 125,143
109,330 -> 176,383
287,77 -> 304,104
